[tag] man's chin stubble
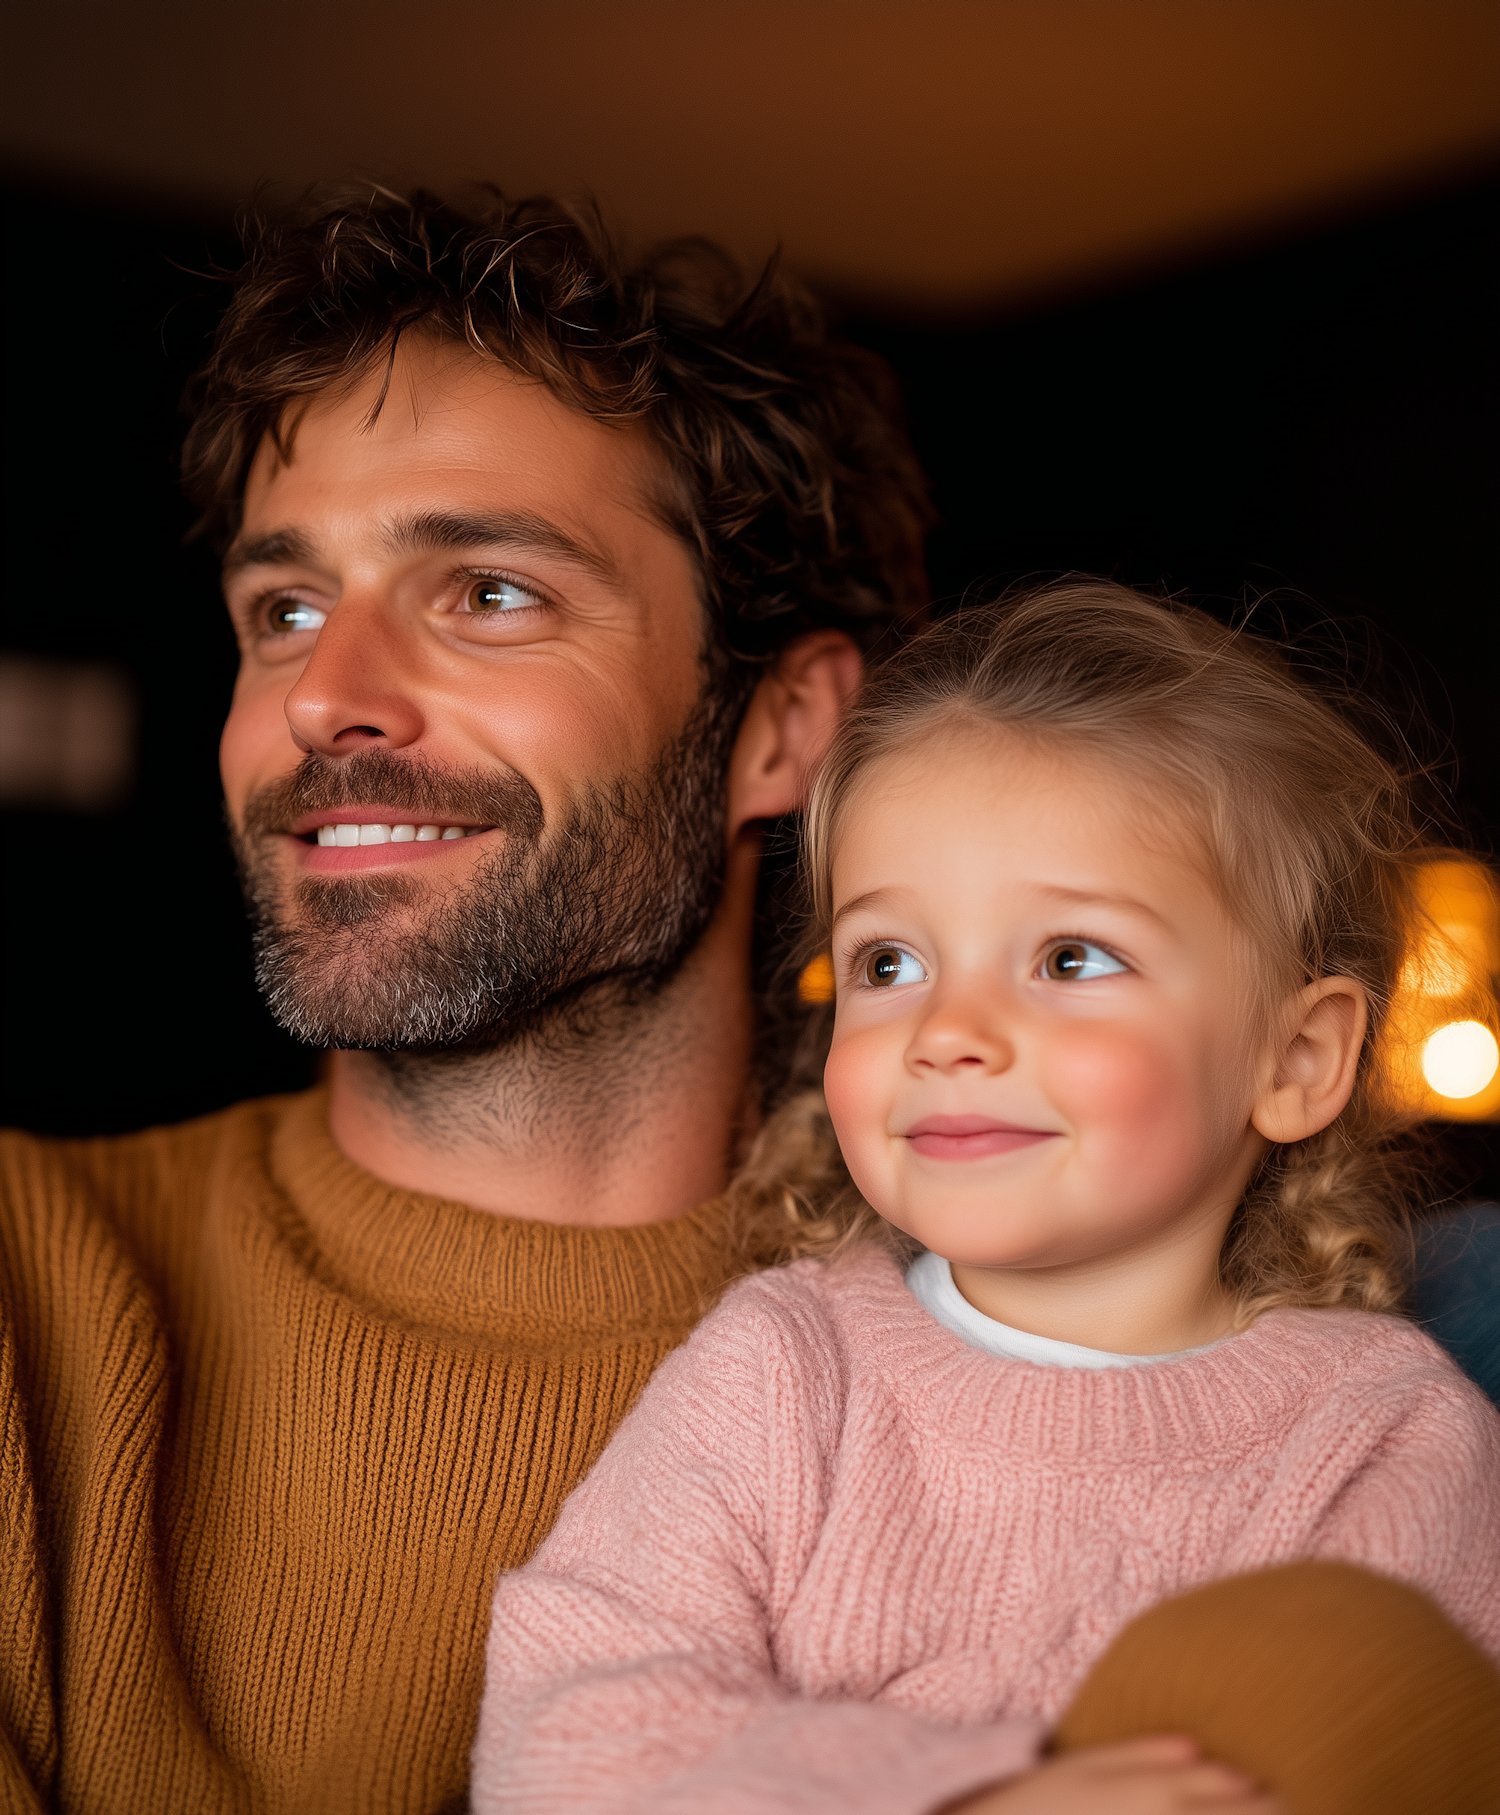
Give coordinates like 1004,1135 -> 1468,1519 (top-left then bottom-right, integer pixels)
258,866 -> 678,1058
234,709 -> 732,1057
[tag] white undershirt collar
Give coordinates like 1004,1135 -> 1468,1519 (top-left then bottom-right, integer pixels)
905,1249 -> 1214,1369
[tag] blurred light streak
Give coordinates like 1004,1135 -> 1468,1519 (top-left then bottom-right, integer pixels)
0,655 -> 136,812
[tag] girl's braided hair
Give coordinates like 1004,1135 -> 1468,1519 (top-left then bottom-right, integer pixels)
726,579 -> 1479,1321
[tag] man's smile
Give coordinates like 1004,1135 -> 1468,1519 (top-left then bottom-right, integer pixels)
285,806 -> 499,874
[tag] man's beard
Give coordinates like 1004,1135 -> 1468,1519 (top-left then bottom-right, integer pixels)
234,702 -> 734,1054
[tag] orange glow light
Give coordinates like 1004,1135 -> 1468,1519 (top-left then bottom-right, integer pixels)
1381,860 -> 1500,1123
798,953 -> 836,1005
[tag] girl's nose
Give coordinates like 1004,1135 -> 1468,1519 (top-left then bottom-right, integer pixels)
905,992 -> 1014,1077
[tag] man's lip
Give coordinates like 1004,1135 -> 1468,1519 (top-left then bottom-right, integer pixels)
300,837 -> 491,874
903,1115 -> 1058,1161
286,807 -> 491,836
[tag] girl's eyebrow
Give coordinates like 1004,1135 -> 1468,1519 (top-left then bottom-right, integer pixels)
831,881 -> 1174,934
830,888 -> 900,931
1031,883 -> 1173,931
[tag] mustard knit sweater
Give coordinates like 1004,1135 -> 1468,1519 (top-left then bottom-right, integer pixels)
0,1089 -> 742,1815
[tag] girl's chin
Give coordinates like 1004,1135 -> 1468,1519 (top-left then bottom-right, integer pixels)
884,1204 -> 1071,1267
890,1179 -> 1178,1262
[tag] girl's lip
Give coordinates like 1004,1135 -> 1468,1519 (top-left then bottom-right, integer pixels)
904,1115 -> 1057,1161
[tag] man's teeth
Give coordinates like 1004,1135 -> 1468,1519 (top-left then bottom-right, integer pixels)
315,823 -> 485,847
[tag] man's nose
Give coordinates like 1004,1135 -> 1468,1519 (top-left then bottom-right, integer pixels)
282,594 -> 425,756
905,986 -> 1015,1077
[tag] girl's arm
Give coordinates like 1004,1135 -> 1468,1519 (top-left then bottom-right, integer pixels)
469,1279 -> 1045,1815
1251,1342 -> 1500,1657
1307,1367 -> 1500,1655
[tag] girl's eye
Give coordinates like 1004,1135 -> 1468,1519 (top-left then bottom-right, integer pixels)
464,578 -> 542,615
266,600 -> 326,635
864,946 -> 928,989
1041,940 -> 1128,982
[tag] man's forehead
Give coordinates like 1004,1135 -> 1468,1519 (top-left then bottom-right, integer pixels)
258,339 -> 661,481
228,348 -> 686,572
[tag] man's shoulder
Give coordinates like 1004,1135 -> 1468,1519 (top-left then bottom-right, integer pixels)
0,1090 -> 318,1263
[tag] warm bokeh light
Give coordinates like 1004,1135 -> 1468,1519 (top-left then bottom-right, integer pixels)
1421,1020 -> 1500,1099
1381,859 -> 1500,1122
798,953 -> 836,1005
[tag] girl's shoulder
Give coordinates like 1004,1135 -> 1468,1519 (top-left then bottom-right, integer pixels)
1256,1302 -> 1457,1367
1248,1304 -> 1497,1427
608,1247 -> 917,1464
672,1244 -> 919,1395
704,1242 -> 909,1342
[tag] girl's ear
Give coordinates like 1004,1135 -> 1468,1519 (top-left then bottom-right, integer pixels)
725,632 -> 862,839
1251,978 -> 1369,1145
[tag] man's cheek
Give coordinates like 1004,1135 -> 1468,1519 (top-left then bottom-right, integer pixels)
220,680 -> 292,823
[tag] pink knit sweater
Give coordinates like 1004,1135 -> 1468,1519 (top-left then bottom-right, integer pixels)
472,1248 -> 1500,1815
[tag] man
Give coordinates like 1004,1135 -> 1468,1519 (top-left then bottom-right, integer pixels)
0,185 -> 929,1815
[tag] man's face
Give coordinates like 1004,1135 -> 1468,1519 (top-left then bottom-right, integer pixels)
220,337 -> 729,1050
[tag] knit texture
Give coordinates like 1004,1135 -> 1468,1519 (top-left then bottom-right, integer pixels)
474,1246 -> 1500,1814
0,1089 -> 743,1815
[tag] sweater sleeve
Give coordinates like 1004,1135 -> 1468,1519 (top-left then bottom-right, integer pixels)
1301,1352 -> 1500,1659
469,1273 -> 1045,1815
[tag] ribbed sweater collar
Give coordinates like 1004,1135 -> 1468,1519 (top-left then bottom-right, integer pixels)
263,1087 -> 736,1344
827,1249 -> 1389,1467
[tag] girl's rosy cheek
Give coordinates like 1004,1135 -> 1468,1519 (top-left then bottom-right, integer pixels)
824,1022 -> 897,1168
1042,1022 -> 1194,1146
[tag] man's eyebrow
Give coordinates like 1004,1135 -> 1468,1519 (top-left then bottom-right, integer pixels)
222,527 -> 320,574
383,509 -> 621,585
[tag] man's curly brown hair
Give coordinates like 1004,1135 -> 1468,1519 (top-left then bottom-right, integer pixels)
181,180 -> 932,1097
180,181 -> 932,683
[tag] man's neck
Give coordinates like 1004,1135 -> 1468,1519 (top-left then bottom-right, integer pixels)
326,862 -> 759,1227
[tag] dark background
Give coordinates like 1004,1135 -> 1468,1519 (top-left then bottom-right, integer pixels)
2,170 -> 1496,1192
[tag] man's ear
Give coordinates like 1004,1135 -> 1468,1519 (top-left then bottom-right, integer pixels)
1250,978 -> 1369,1145
725,631 -> 863,838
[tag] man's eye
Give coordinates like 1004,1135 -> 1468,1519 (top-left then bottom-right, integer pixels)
464,578 -> 541,614
266,601 -> 326,635
864,946 -> 927,989
1041,940 -> 1128,981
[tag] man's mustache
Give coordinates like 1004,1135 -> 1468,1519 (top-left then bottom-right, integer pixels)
239,748 -> 544,842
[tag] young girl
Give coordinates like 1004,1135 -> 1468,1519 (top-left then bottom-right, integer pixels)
471,583 -> 1500,1814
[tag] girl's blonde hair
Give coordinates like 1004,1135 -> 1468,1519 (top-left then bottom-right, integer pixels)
727,579 -> 1470,1321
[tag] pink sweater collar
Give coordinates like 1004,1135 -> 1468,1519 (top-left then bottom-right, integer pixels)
816,1247 -> 1398,1466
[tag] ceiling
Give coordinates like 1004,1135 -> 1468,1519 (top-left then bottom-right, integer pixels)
5,1 -> 1498,308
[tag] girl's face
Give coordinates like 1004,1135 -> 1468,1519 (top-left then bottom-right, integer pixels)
823,732 -> 1274,1274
